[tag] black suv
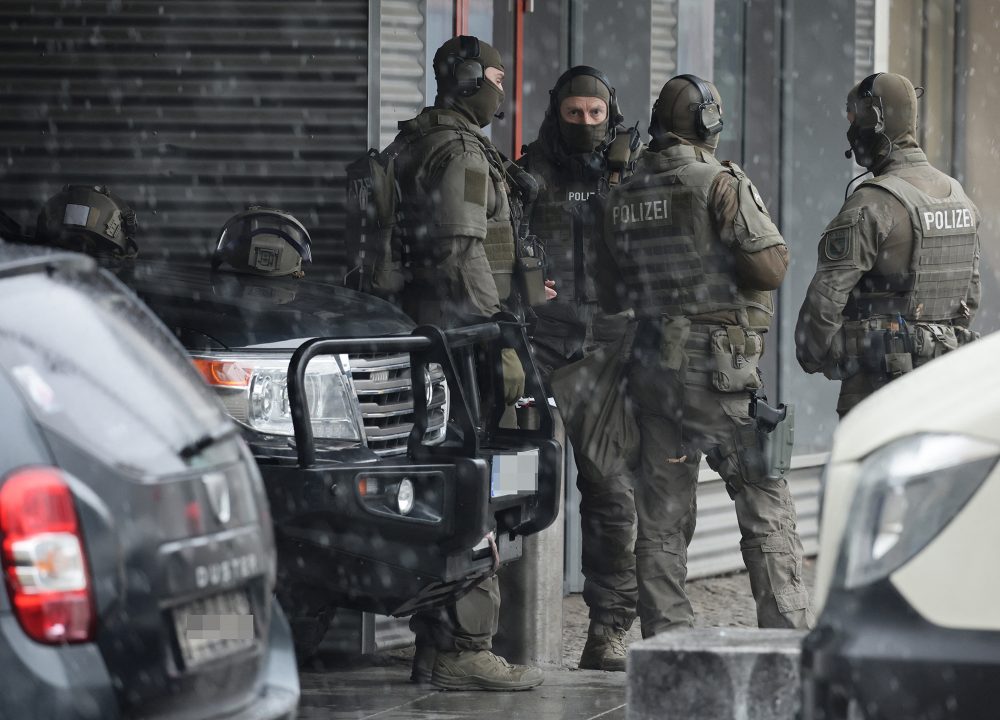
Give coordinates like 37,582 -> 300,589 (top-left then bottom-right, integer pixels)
118,259 -> 562,655
0,245 -> 298,720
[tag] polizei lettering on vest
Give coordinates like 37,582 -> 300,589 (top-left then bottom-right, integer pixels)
567,190 -> 594,202
921,207 -> 974,232
612,199 -> 669,225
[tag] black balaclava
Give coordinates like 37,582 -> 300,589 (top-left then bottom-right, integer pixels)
649,75 -> 723,153
432,36 -> 504,128
846,72 -> 919,171
533,66 -> 620,178
555,72 -> 613,153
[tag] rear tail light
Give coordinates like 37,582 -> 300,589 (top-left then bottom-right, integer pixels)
0,467 -> 95,643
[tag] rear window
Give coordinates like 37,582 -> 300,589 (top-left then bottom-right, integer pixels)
0,263 -> 231,475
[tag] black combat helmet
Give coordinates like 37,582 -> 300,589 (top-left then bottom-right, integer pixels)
211,205 -> 312,277
35,184 -> 138,258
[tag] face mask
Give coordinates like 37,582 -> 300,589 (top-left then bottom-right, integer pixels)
452,80 -> 504,128
847,123 -> 879,169
557,118 -> 609,153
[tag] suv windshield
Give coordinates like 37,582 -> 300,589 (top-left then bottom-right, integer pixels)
0,264 -> 230,476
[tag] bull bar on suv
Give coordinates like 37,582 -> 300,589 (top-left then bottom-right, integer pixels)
262,317 -> 562,617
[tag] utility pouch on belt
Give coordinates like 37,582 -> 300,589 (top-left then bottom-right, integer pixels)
749,392 -> 795,482
709,327 -> 763,392
955,326 -> 981,346
861,328 -> 914,378
659,316 -> 691,372
913,322 -> 959,360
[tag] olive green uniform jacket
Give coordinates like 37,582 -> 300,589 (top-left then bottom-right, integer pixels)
393,107 -> 516,329
595,135 -> 812,634
391,106 -> 515,651
795,147 -> 982,416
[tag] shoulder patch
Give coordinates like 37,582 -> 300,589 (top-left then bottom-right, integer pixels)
822,229 -> 851,262
818,207 -> 863,268
748,180 -> 766,212
464,168 -> 488,206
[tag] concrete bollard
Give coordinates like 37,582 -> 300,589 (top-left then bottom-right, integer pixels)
627,628 -> 805,720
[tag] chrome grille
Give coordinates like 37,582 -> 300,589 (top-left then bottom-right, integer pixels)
349,353 -> 448,457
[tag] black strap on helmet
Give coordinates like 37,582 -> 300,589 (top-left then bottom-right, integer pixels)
858,72 -> 882,98
677,73 -> 724,140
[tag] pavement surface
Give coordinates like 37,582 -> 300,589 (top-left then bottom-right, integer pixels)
298,559 -> 816,719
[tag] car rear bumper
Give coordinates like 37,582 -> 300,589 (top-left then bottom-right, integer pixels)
801,581 -> 1000,720
0,601 -> 298,720
0,614 -> 119,720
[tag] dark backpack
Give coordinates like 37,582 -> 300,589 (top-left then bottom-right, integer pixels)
344,140 -> 407,296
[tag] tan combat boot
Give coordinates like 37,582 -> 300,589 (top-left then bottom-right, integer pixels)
578,621 -> 629,672
431,649 -> 544,691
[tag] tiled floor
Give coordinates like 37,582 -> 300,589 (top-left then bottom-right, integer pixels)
298,658 -> 626,720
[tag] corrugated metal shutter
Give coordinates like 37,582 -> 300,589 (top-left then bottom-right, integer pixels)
376,0 -> 426,150
854,0 -> 877,79
565,454 -> 822,590
0,0 -> 367,278
649,0 -> 679,106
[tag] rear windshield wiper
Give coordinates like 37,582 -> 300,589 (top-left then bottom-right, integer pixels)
179,423 -> 238,460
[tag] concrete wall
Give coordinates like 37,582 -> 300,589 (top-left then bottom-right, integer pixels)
960,0 -> 1000,335
568,0 -> 655,131
779,0 -> 859,453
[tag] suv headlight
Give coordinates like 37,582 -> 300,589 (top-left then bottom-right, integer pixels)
193,353 -> 364,442
841,433 -> 999,589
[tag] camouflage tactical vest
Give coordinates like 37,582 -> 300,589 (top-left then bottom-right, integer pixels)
604,144 -> 773,319
394,109 -> 517,301
521,133 -> 639,304
856,172 -> 978,322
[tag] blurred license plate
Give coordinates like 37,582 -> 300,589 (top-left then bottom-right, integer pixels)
489,449 -> 539,498
173,589 -> 255,668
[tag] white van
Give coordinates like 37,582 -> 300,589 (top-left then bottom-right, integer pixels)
801,330 -> 1000,720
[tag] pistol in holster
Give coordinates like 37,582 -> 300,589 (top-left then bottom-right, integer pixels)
748,390 -> 795,482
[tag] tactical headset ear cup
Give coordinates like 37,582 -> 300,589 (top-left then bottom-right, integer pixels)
437,34 -> 484,98
677,73 -> 724,140
871,104 -> 885,133
453,58 -> 485,97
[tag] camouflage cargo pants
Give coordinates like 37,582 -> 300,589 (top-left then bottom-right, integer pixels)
410,575 -> 500,651
627,341 -> 814,637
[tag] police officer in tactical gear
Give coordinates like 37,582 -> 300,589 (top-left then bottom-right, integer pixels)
796,73 -> 981,416
517,65 -> 642,672
35,184 -> 139,260
389,35 -> 543,692
596,74 -> 813,636
212,205 -> 312,278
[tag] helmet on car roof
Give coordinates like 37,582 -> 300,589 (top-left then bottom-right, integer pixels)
35,184 -> 138,259
211,206 -> 312,277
